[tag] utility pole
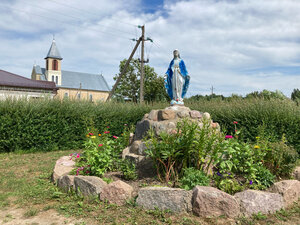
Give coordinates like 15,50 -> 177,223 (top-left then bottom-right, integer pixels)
210,85 -> 214,96
106,37 -> 142,102
106,25 -> 152,102
140,25 -> 145,104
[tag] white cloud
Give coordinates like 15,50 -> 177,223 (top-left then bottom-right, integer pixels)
0,0 -> 300,97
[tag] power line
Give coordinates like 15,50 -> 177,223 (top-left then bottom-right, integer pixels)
0,3 -> 133,40
46,0 -> 138,27
21,1 -> 135,36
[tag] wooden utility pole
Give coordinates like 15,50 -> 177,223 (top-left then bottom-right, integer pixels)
106,37 -> 142,102
140,25 -> 145,103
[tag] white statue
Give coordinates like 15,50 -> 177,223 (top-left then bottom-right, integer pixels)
164,49 -> 190,105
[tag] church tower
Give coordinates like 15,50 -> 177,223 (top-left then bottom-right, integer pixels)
45,38 -> 63,86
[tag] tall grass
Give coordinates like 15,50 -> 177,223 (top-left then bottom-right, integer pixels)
0,98 -> 299,154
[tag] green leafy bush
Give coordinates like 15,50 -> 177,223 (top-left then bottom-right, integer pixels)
74,129 -> 137,179
145,119 -> 223,184
214,135 -> 275,192
179,168 -> 210,190
262,137 -> 299,177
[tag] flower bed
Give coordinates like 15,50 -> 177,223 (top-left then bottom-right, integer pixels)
53,106 -> 300,218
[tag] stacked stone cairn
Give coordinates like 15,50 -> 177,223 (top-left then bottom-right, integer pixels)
122,105 -> 220,177
52,105 -> 300,218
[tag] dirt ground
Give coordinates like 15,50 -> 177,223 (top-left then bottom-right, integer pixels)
0,207 -> 88,225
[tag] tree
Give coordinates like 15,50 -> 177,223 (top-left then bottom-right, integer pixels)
291,89 -> 300,102
245,89 -> 287,100
113,59 -> 169,102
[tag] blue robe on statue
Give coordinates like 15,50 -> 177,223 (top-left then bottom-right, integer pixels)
165,59 -> 190,101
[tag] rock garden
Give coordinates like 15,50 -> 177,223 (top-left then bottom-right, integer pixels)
53,105 -> 300,219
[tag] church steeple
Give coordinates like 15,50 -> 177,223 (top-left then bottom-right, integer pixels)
45,38 -> 62,86
45,38 -> 63,60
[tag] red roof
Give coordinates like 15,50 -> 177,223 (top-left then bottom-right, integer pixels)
0,69 -> 57,90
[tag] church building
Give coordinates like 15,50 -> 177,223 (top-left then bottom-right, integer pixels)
31,39 -> 110,102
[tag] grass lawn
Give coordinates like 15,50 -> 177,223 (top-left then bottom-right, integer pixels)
0,150 -> 299,225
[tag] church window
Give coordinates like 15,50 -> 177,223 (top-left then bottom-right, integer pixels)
64,93 -> 68,98
55,76 -> 58,84
52,75 -> 54,82
52,60 -> 58,70
46,60 -> 48,70
89,94 -> 93,102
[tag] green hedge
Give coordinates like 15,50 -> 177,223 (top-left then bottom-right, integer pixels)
0,98 -> 300,154
185,99 -> 300,154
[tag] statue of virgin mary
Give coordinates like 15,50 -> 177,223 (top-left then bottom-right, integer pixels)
164,49 -> 190,105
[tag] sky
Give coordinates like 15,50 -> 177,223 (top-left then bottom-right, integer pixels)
0,0 -> 300,97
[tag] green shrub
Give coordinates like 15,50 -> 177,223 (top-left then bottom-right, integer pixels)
145,119 -> 223,184
185,98 -> 300,154
262,138 -> 299,177
214,136 -> 275,192
179,168 -> 210,190
74,129 -> 137,179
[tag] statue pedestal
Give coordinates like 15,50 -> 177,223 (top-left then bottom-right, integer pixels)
122,106 -> 220,177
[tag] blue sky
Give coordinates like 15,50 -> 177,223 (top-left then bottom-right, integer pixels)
0,0 -> 300,97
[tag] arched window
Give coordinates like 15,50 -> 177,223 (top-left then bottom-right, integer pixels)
52,60 -> 58,70
89,94 -> 93,102
55,76 -> 58,84
52,75 -> 54,82
77,93 -> 81,99
64,93 -> 68,98
46,60 -> 49,70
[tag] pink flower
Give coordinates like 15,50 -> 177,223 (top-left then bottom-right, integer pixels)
98,144 -> 103,147
104,131 -> 110,134
124,124 -> 128,126
233,121 -> 238,124
89,132 -> 94,136
113,136 -> 118,139
76,154 -> 80,158
225,135 -> 233,139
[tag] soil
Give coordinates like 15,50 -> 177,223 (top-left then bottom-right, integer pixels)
0,207 -> 90,225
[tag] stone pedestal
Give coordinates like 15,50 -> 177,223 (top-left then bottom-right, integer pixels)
122,105 -> 219,178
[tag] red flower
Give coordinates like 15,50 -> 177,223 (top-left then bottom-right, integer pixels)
104,131 -> 110,134
113,136 -> 118,139
225,135 -> 233,139
98,144 -> 103,147
235,130 -> 238,132
233,121 -> 238,124
107,126 -> 110,128
89,132 -> 94,136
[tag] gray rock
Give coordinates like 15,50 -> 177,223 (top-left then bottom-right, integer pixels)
122,147 -> 130,159
293,167 -> 300,181
189,110 -> 202,119
125,153 -> 155,178
135,119 -> 151,140
130,140 -> 142,154
158,109 -> 176,121
177,110 -> 190,118
100,180 -> 133,205
234,190 -> 284,216
268,180 -> 300,207
57,175 -> 75,192
148,110 -> 158,121
52,156 -> 75,183
136,187 -> 192,212
192,186 -> 240,218
74,176 -> 107,196
203,112 -> 211,120
138,142 -> 148,156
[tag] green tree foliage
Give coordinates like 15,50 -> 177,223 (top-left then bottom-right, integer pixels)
245,89 -> 287,100
291,88 -> 300,102
113,59 -> 169,102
